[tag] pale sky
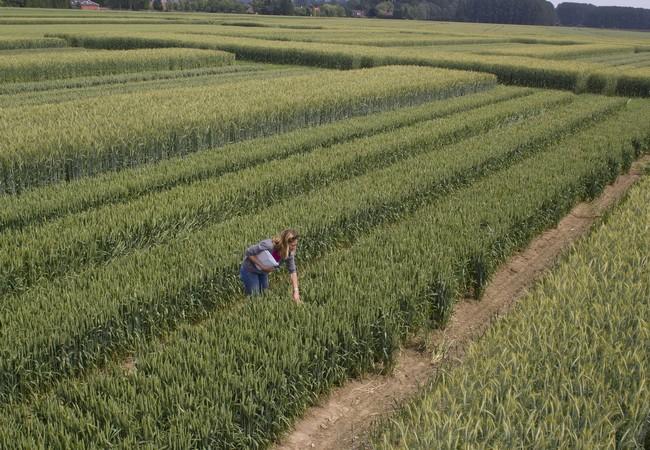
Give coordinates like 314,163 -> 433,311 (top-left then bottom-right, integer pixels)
550,0 -> 650,7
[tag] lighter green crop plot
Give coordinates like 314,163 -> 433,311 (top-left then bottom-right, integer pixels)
0,61 -> 277,95
181,25 -> 582,47
372,153 -> 650,450
0,47 -> 86,57
0,66 -> 494,193
179,29 -> 516,47
474,43 -> 631,59
589,53 -> 650,73
406,42 -> 554,53
578,50 -> 648,66
51,32 -> 650,97
0,96 -> 645,450
0,47 -> 234,83
316,36 -> 583,47
614,58 -> 650,70
625,60 -> 650,69
0,66 -> 320,108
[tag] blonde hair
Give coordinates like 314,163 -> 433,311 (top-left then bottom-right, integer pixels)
272,228 -> 299,260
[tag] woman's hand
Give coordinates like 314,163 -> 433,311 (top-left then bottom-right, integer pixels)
290,272 -> 301,304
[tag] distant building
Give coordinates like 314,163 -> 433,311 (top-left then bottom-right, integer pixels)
71,0 -> 100,8
352,9 -> 366,17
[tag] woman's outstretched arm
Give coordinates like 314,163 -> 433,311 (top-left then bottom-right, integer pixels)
290,271 -> 301,304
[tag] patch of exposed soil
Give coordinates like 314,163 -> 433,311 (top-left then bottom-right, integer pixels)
121,355 -> 137,375
273,155 -> 650,450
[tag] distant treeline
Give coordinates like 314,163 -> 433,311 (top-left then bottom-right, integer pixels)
2,0 -> 650,31
381,0 -> 650,29
389,0 -> 557,25
2,0 -> 69,7
557,2 -> 650,30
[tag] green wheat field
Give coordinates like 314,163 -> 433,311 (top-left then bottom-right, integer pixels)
0,8 -> 648,448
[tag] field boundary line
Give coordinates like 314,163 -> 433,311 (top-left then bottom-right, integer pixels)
273,154 -> 650,450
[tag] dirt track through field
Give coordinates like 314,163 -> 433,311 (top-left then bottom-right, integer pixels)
273,155 -> 650,450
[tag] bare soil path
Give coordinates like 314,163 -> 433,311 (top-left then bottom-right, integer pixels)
273,155 -> 650,450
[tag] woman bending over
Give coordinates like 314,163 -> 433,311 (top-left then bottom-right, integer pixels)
240,228 -> 301,303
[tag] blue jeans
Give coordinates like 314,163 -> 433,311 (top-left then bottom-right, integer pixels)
240,265 -> 269,296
